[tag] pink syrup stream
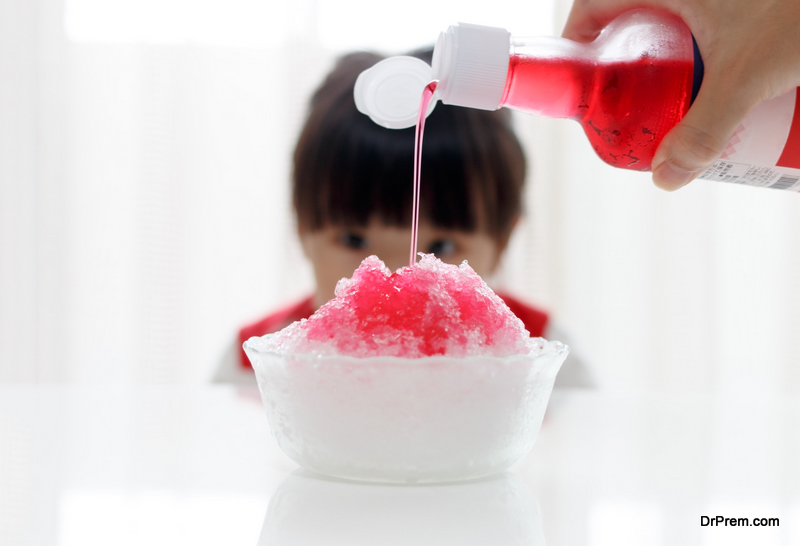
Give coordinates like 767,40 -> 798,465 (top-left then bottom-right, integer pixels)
410,80 -> 438,267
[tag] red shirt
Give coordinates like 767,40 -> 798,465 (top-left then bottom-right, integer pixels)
238,293 -> 549,369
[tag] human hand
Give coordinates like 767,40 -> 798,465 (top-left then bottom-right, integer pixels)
562,0 -> 800,190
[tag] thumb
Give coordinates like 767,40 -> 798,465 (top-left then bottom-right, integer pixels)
651,85 -> 754,191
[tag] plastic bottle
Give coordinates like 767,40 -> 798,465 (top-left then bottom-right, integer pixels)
354,9 -> 800,191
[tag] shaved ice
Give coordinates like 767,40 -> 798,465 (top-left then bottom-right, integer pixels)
267,254 -> 533,358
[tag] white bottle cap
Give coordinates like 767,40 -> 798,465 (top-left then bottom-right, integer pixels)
432,23 -> 510,111
354,56 -> 437,129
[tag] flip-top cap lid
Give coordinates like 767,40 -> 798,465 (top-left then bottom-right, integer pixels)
354,56 -> 437,129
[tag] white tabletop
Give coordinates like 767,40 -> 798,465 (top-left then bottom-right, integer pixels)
1,386 -> 798,546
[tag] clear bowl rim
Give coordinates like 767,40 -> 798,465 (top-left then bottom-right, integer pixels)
243,333 -> 569,365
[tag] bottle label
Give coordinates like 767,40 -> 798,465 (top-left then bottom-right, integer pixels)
698,161 -> 800,190
697,88 -> 800,191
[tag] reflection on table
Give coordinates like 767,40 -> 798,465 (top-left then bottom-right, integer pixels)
257,470 -> 544,545
1,386 -> 799,545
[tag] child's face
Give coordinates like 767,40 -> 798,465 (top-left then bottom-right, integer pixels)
300,218 -> 508,309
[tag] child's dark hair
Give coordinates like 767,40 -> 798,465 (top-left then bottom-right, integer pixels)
292,48 -> 526,242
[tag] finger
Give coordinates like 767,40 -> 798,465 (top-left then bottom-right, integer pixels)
651,85 -> 757,191
561,0 -> 672,42
561,2 -> 609,42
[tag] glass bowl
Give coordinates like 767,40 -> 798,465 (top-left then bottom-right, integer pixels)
244,335 -> 568,483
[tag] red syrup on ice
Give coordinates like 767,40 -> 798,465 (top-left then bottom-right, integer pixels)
501,54 -> 693,171
300,255 -> 530,357
410,80 -> 438,266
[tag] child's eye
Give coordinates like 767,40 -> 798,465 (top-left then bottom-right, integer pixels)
427,238 -> 456,257
339,231 -> 369,250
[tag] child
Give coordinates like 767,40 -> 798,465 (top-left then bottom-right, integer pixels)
215,48 -> 592,388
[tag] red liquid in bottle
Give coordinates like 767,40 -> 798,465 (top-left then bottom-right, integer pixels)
502,54 -> 693,171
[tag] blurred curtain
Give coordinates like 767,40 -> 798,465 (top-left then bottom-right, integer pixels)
1,0 -> 323,382
2,0 -> 800,391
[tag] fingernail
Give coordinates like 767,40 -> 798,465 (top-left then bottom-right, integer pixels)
652,161 -> 696,191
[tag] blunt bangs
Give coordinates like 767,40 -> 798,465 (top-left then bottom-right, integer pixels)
292,50 -> 526,241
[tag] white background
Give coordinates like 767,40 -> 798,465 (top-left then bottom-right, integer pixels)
2,0 -> 800,392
